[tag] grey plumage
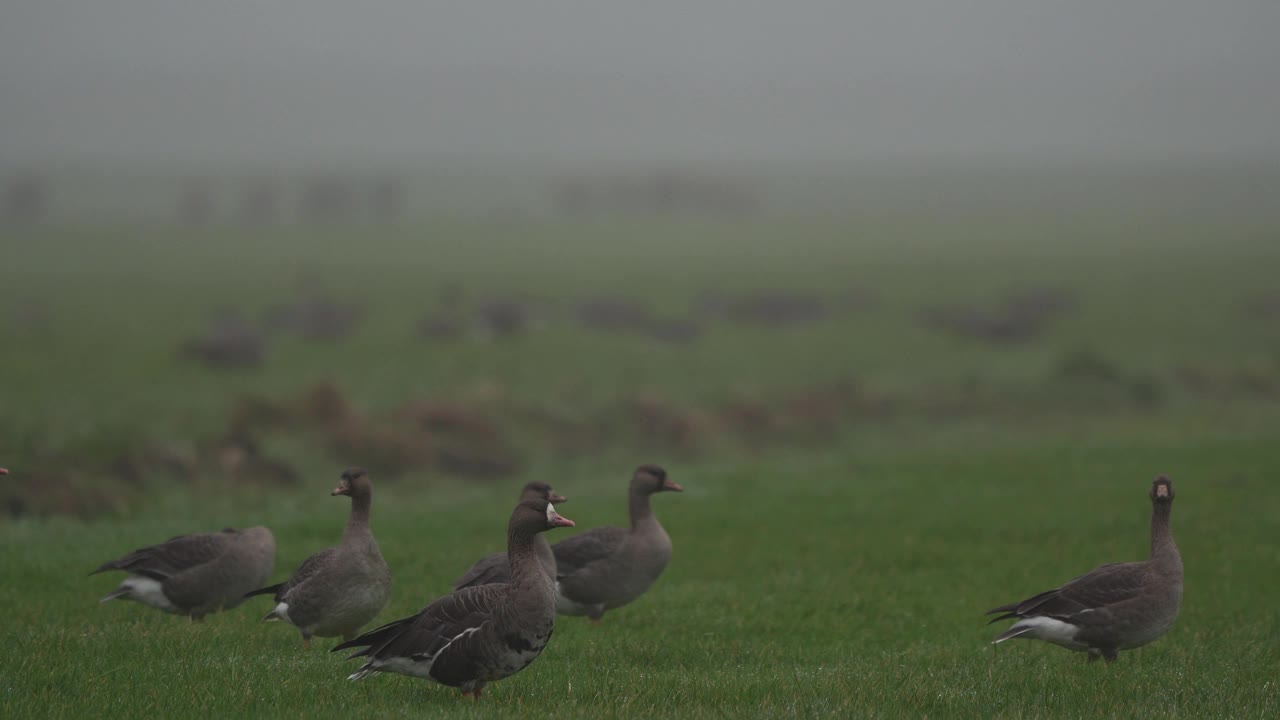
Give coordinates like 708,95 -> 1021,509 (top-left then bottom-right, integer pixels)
334,497 -> 575,699
452,481 -> 565,591
553,463 -> 681,622
986,476 -> 1183,662
94,526 -> 275,620
248,468 -> 392,646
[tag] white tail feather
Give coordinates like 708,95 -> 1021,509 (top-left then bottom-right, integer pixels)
263,601 -> 290,623
993,616 -> 1085,650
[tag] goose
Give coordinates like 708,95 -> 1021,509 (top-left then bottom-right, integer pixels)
452,481 -> 567,590
94,526 -> 275,621
552,463 -> 681,623
246,468 -> 392,647
333,497 -> 574,700
986,475 -> 1183,662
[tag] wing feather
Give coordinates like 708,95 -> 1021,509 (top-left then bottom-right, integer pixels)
336,584 -> 505,667
987,561 -> 1149,623
452,552 -> 511,591
92,530 -> 238,579
552,526 -> 627,579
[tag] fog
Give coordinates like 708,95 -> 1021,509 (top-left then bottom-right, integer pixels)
3,1 -> 1278,172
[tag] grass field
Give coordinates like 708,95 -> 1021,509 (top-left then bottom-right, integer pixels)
2,212 -> 1279,717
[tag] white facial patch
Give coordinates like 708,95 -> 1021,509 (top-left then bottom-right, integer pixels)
546,503 -> 557,524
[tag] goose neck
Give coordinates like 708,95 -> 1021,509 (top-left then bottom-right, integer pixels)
628,491 -> 654,529
343,492 -> 372,541
1149,502 -> 1176,560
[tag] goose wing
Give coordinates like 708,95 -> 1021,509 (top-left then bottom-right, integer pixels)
987,561 -> 1148,623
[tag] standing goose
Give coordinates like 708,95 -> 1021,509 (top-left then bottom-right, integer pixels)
552,463 -> 681,623
452,481 -> 567,590
333,497 -> 575,700
94,526 -> 276,621
247,468 -> 392,647
986,475 -> 1183,662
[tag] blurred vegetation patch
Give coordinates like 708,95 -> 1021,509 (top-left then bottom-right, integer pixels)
13,351 -> 1280,519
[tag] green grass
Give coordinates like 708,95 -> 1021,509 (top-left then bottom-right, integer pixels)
3,437 -> 1278,718
2,212 -> 1280,717
3,213 -> 1279,450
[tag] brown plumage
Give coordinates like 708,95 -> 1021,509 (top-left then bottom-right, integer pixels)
246,468 -> 392,647
452,482 -> 567,591
334,496 -> 574,699
986,476 -> 1183,662
94,526 -> 276,621
552,464 -> 681,623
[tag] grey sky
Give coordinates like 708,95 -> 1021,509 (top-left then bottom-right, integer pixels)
2,1 -> 1278,169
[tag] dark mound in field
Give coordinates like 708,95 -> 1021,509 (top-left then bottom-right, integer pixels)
179,312 -> 267,369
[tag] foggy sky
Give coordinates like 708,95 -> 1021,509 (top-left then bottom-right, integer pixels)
2,1 -> 1278,170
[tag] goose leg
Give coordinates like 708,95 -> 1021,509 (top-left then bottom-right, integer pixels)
302,633 -> 312,650
1102,649 -> 1118,664
1086,649 -> 1102,663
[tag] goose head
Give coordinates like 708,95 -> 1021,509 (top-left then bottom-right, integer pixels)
332,467 -> 372,498
521,480 -> 567,505
511,497 -> 575,535
631,464 -> 681,495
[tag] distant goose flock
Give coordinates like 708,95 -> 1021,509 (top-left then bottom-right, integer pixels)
79,463 -> 1185,700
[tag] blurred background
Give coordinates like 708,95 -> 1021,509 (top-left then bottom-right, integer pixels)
3,1 -> 1279,516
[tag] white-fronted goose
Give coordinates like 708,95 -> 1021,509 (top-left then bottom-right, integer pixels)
452,481 -> 567,591
986,475 -> 1183,662
94,526 -> 276,621
333,497 -> 575,700
247,468 -> 392,647
552,463 -> 681,623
